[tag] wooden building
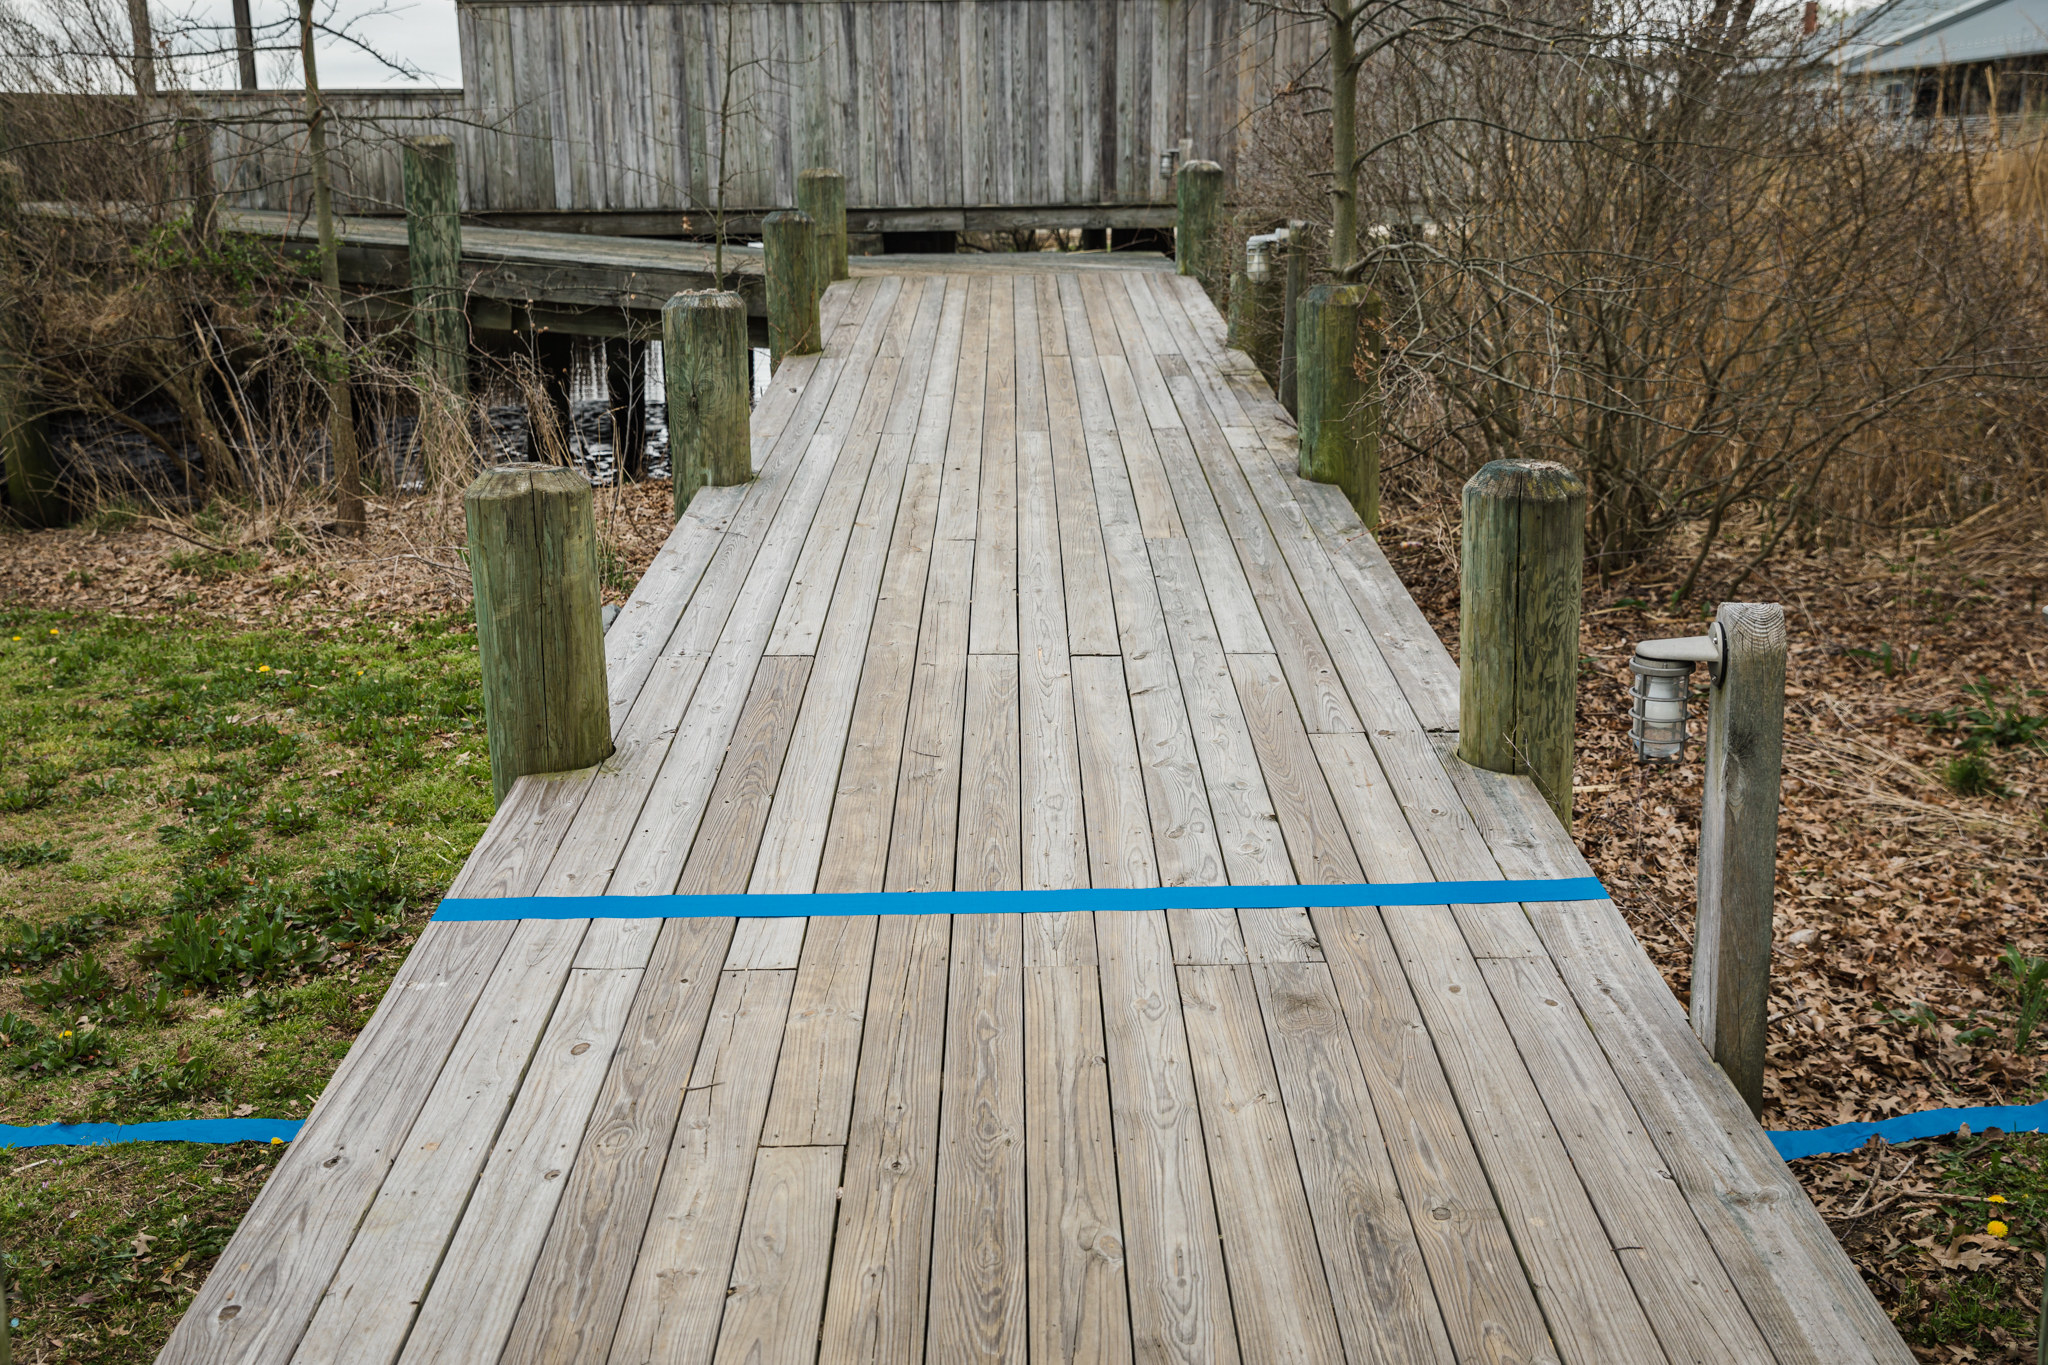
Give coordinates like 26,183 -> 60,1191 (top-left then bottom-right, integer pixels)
198,1 -> 1318,235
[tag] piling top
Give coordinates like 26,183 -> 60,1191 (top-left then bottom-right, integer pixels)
1463,458 -> 1586,505
464,462 -> 591,507
763,208 -> 816,228
1177,158 -> 1224,176
665,289 -> 746,314
797,167 -> 844,184
405,133 -> 456,152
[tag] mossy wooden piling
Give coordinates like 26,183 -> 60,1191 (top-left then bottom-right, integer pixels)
797,168 -> 849,283
1175,159 -> 1224,290
464,463 -> 612,805
1458,459 -> 1586,824
1295,281 -> 1380,526
403,136 -> 468,480
663,290 -> 750,515
763,209 -> 821,371
1692,602 -> 1788,1117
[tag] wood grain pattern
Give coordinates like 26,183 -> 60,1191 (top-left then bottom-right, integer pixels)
710,1146 -> 843,1365
494,918 -> 732,1365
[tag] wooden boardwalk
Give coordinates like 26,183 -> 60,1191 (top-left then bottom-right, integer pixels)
160,269 -> 1911,1365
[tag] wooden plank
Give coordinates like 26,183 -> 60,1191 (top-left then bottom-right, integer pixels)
1441,749 -> 1913,1364
161,922 -> 516,1365
1226,654 -> 1366,886
293,918 -> 586,1365
885,509 -> 975,890
958,653 -> 1022,895
971,278 -> 1019,655
1176,963 -> 1348,1364
440,769 -> 592,903
709,1146 -> 843,1365
1025,957 -> 1131,1365
674,655 -> 810,967
1082,425 -> 1238,963
1306,904 -> 1561,1365
603,968 -> 798,1365
1156,363 -> 1359,734
1384,908 -> 1671,1365
928,907 -> 1028,1360
607,483 -> 747,730
490,918 -> 732,1365
1286,478 -> 1460,733
398,965 -> 645,1364
1074,653 -> 1240,1365
1038,279 -> 1118,656
1253,961 -> 1460,1365
816,912 -> 952,1363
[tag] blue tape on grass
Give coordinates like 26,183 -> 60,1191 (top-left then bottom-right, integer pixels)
0,1119 -> 301,1149
432,877 -> 1611,922
1770,1100 -> 2048,1160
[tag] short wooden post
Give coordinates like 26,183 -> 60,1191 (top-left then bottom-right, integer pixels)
403,135 -> 468,483
1277,221 -> 1306,417
464,462 -> 612,806
1691,602 -> 1787,1118
763,209 -> 821,372
797,167 -> 849,283
663,290 -> 751,515
1457,459 -> 1586,826
1175,159 -> 1224,289
1225,269 -> 1251,351
1295,282 -> 1382,526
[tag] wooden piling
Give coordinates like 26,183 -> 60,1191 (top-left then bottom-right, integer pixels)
763,209 -> 821,371
1691,602 -> 1787,1118
797,168 -> 849,283
1295,282 -> 1381,526
464,462 -> 612,805
1277,221 -> 1306,417
1175,159 -> 1224,290
663,290 -> 751,515
1457,459 -> 1586,825
403,136 -> 467,481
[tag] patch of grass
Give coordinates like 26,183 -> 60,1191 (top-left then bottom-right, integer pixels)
0,606 -> 493,1361
1944,752 -> 2004,798
163,550 -> 260,582
1,838 -> 69,868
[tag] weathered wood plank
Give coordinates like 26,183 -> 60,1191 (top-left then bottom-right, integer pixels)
1177,963 -> 1348,1364
399,965 -> 645,1364
709,1146 -> 843,1365
490,918 -> 732,1365
293,918 -> 586,1365
817,912 -> 952,1363
604,968 -> 798,1365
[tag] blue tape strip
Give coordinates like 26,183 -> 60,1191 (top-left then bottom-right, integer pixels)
432,877 -> 1610,922
0,1119 -> 301,1149
1770,1100 -> 2048,1161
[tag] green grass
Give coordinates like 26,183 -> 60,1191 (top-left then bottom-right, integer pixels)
0,606 -> 494,1362
1863,1131 -> 2048,1355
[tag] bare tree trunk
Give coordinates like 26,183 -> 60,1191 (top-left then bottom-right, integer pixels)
232,0 -> 258,91
298,0 -> 364,533
1328,1 -> 1357,276
126,0 -> 155,98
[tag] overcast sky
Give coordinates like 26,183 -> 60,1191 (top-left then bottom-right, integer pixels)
167,0 -> 462,89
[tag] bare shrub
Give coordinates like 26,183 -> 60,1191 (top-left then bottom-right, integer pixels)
1238,0 -> 2048,593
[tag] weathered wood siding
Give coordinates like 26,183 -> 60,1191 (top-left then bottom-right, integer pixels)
452,0 -> 1318,214
190,89 -> 467,215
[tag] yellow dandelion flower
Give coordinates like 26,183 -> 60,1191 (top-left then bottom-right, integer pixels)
48,628 -> 58,635
1989,1220 -> 2010,1238
258,665 -> 271,673
1987,1194 -> 2007,1203
270,1137 -> 283,1145
58,1030 -> 72,1038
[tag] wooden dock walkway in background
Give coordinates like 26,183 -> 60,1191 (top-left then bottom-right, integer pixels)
158,267 -> 1912,1365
